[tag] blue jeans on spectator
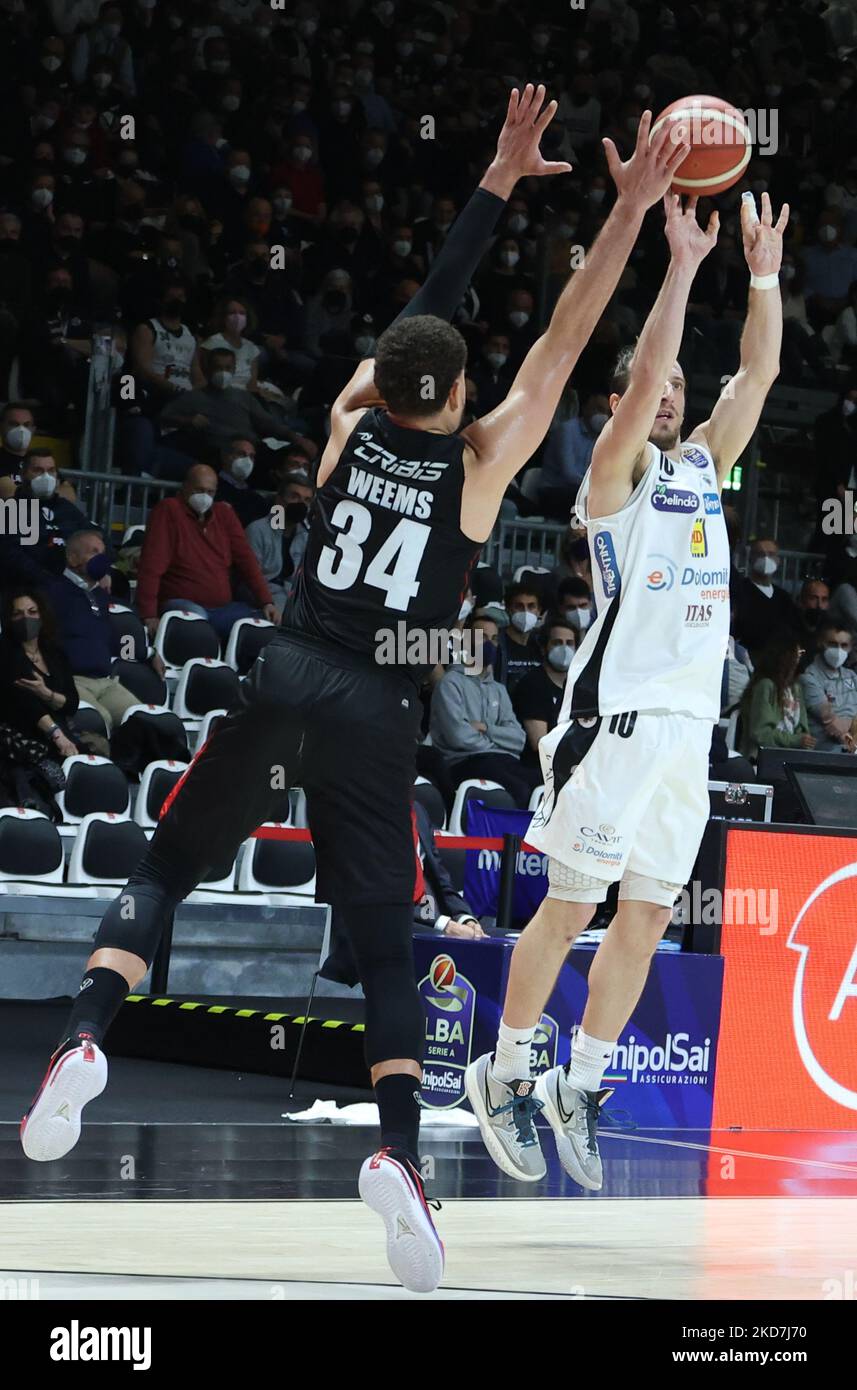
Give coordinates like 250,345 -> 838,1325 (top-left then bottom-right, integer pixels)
162,598 -> 258,643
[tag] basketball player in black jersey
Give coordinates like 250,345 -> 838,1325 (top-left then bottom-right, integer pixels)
21,90 -> 688,1293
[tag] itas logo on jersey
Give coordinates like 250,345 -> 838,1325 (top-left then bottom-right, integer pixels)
593,530 -> 620,599
703,492 -> 722,515
646,554 -> 677,590
680,445 -> 710,469
651,484 -> 697,515
690,517 -> 708,557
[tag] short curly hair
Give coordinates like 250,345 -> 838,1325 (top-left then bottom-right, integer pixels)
374,315 -> 467,418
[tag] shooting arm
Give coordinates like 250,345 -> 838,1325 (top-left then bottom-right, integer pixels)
688,284 -> 782,482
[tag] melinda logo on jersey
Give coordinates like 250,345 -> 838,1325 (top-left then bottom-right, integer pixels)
593,530 -> 620,599
651,483 -> 698,514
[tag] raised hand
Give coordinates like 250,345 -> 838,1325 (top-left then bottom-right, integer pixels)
483,83 -> 572,199
664,193 -> 720,267
741,191 -> 790,278
603,111 -> 690,211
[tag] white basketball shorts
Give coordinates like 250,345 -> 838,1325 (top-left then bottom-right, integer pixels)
526,710 -> 712,892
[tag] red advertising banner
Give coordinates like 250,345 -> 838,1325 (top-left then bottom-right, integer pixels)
713,827 -> 857,1129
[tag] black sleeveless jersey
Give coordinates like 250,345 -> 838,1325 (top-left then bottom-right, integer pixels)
286,408 -> 481,684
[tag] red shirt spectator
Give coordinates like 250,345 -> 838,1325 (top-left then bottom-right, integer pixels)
137,468 -> 273,624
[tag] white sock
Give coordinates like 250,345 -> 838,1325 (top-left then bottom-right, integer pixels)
492,1019 -> 534,1083
564,1028 -> 614,1094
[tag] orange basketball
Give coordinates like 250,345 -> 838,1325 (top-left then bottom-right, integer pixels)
651,95 -> 752,198
429,955 -> 456,990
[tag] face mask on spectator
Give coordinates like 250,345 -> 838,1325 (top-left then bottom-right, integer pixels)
41,56 -> 62,73
843,399 -> 856,417
87,553 -> 111,580
30,473 -> 57,498
284,501 -> 308,523
511,610 -> 538,634
548,644 -> 573,671
225,311 -> 247,333
230,164 -> 251,184
508,310 -> 529,329
486,351 -> 507,370
365,148 -> 384,167
222,94 -> 241,113
589,411 -> 609,433
355,334 -> 375,355
299,20 -> 318,37
188,491 -> 213,515
365,193 -> 384,212
230,455 -> 253,481
210,370 -> 233,389
589,186 -> 606,205
500,250 -> 519,267
292,145 -> 312,163
819,224 -> 837,243
823,646 -> 848,669
397,42 -> 414,58
753,555 -> 778,577
209,59 -> 230,74
93,72 -> 112,91
479,637 -> 497,666
393,238 -> 412,257
334,101 -> 352,118
564,606 -> 591,631
4,425 -> 32,451
292,100 -> 307,114
273,195 -> 292,217
507,214 -> 529,234
10,616 -> 41,643
64,147 -> 88,166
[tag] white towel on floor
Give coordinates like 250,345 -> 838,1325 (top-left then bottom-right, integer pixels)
283,1099 -> 478,1127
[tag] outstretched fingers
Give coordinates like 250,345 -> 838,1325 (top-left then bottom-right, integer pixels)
774,201 -> 790,234
534,96 -> 559,137
635,109 -> 653,153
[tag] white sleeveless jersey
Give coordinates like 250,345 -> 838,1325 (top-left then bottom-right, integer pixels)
561,439 -> 730,721
148,318 -> 196,391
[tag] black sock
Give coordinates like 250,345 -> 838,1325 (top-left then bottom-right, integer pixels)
59,966 -> 130,1049
375,1072 -> 421,1162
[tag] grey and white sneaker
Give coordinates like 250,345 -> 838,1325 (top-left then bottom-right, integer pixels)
464,1052 -> 545,1182
534,1065 -> 613,1191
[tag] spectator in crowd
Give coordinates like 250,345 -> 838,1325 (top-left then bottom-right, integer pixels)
214,438 -> 269,528
157,346 -> 312,463
0,404 -> 37,495
802,212 -> 857,329
429,615 -> 537,808
128,281 -> 199,411
512,614 -> 575,768
538,392 -> 609,520
732,537 -> 801,661
552,523 -> 593,591
136,464 -> 278,642
496,580 -> 544,690
0,587 -> 81,772
556,575 -> 594,636
47,530 -> 143,733
22,264 -> 93,415
245,471 -> 314,611
813,386 -> 857,521
468,332 -> 515,415
740,634 -> 815,762
800,623 -> 857,752
1,450 -> 92,584
198,297 -> 264,394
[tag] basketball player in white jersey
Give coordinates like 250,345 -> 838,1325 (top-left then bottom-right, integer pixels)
467,188 -> 789,1187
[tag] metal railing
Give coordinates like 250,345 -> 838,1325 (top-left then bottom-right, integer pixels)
79,331 -> 117,475
65,468 -> 180,540
482,518 -> 565,575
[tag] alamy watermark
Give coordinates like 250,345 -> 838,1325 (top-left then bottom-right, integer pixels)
375,622 -> 489,671
0,498 -> 40,545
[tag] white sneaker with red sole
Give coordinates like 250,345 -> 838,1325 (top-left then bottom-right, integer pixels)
20,1036 -> 108,1162
358,1147 -> 445,1294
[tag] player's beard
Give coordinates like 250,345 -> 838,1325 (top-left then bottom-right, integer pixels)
649,418 -> 682,451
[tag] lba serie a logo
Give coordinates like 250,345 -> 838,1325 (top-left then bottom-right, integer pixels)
787,861 -> 857,1110
418,954 -> 476,1109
